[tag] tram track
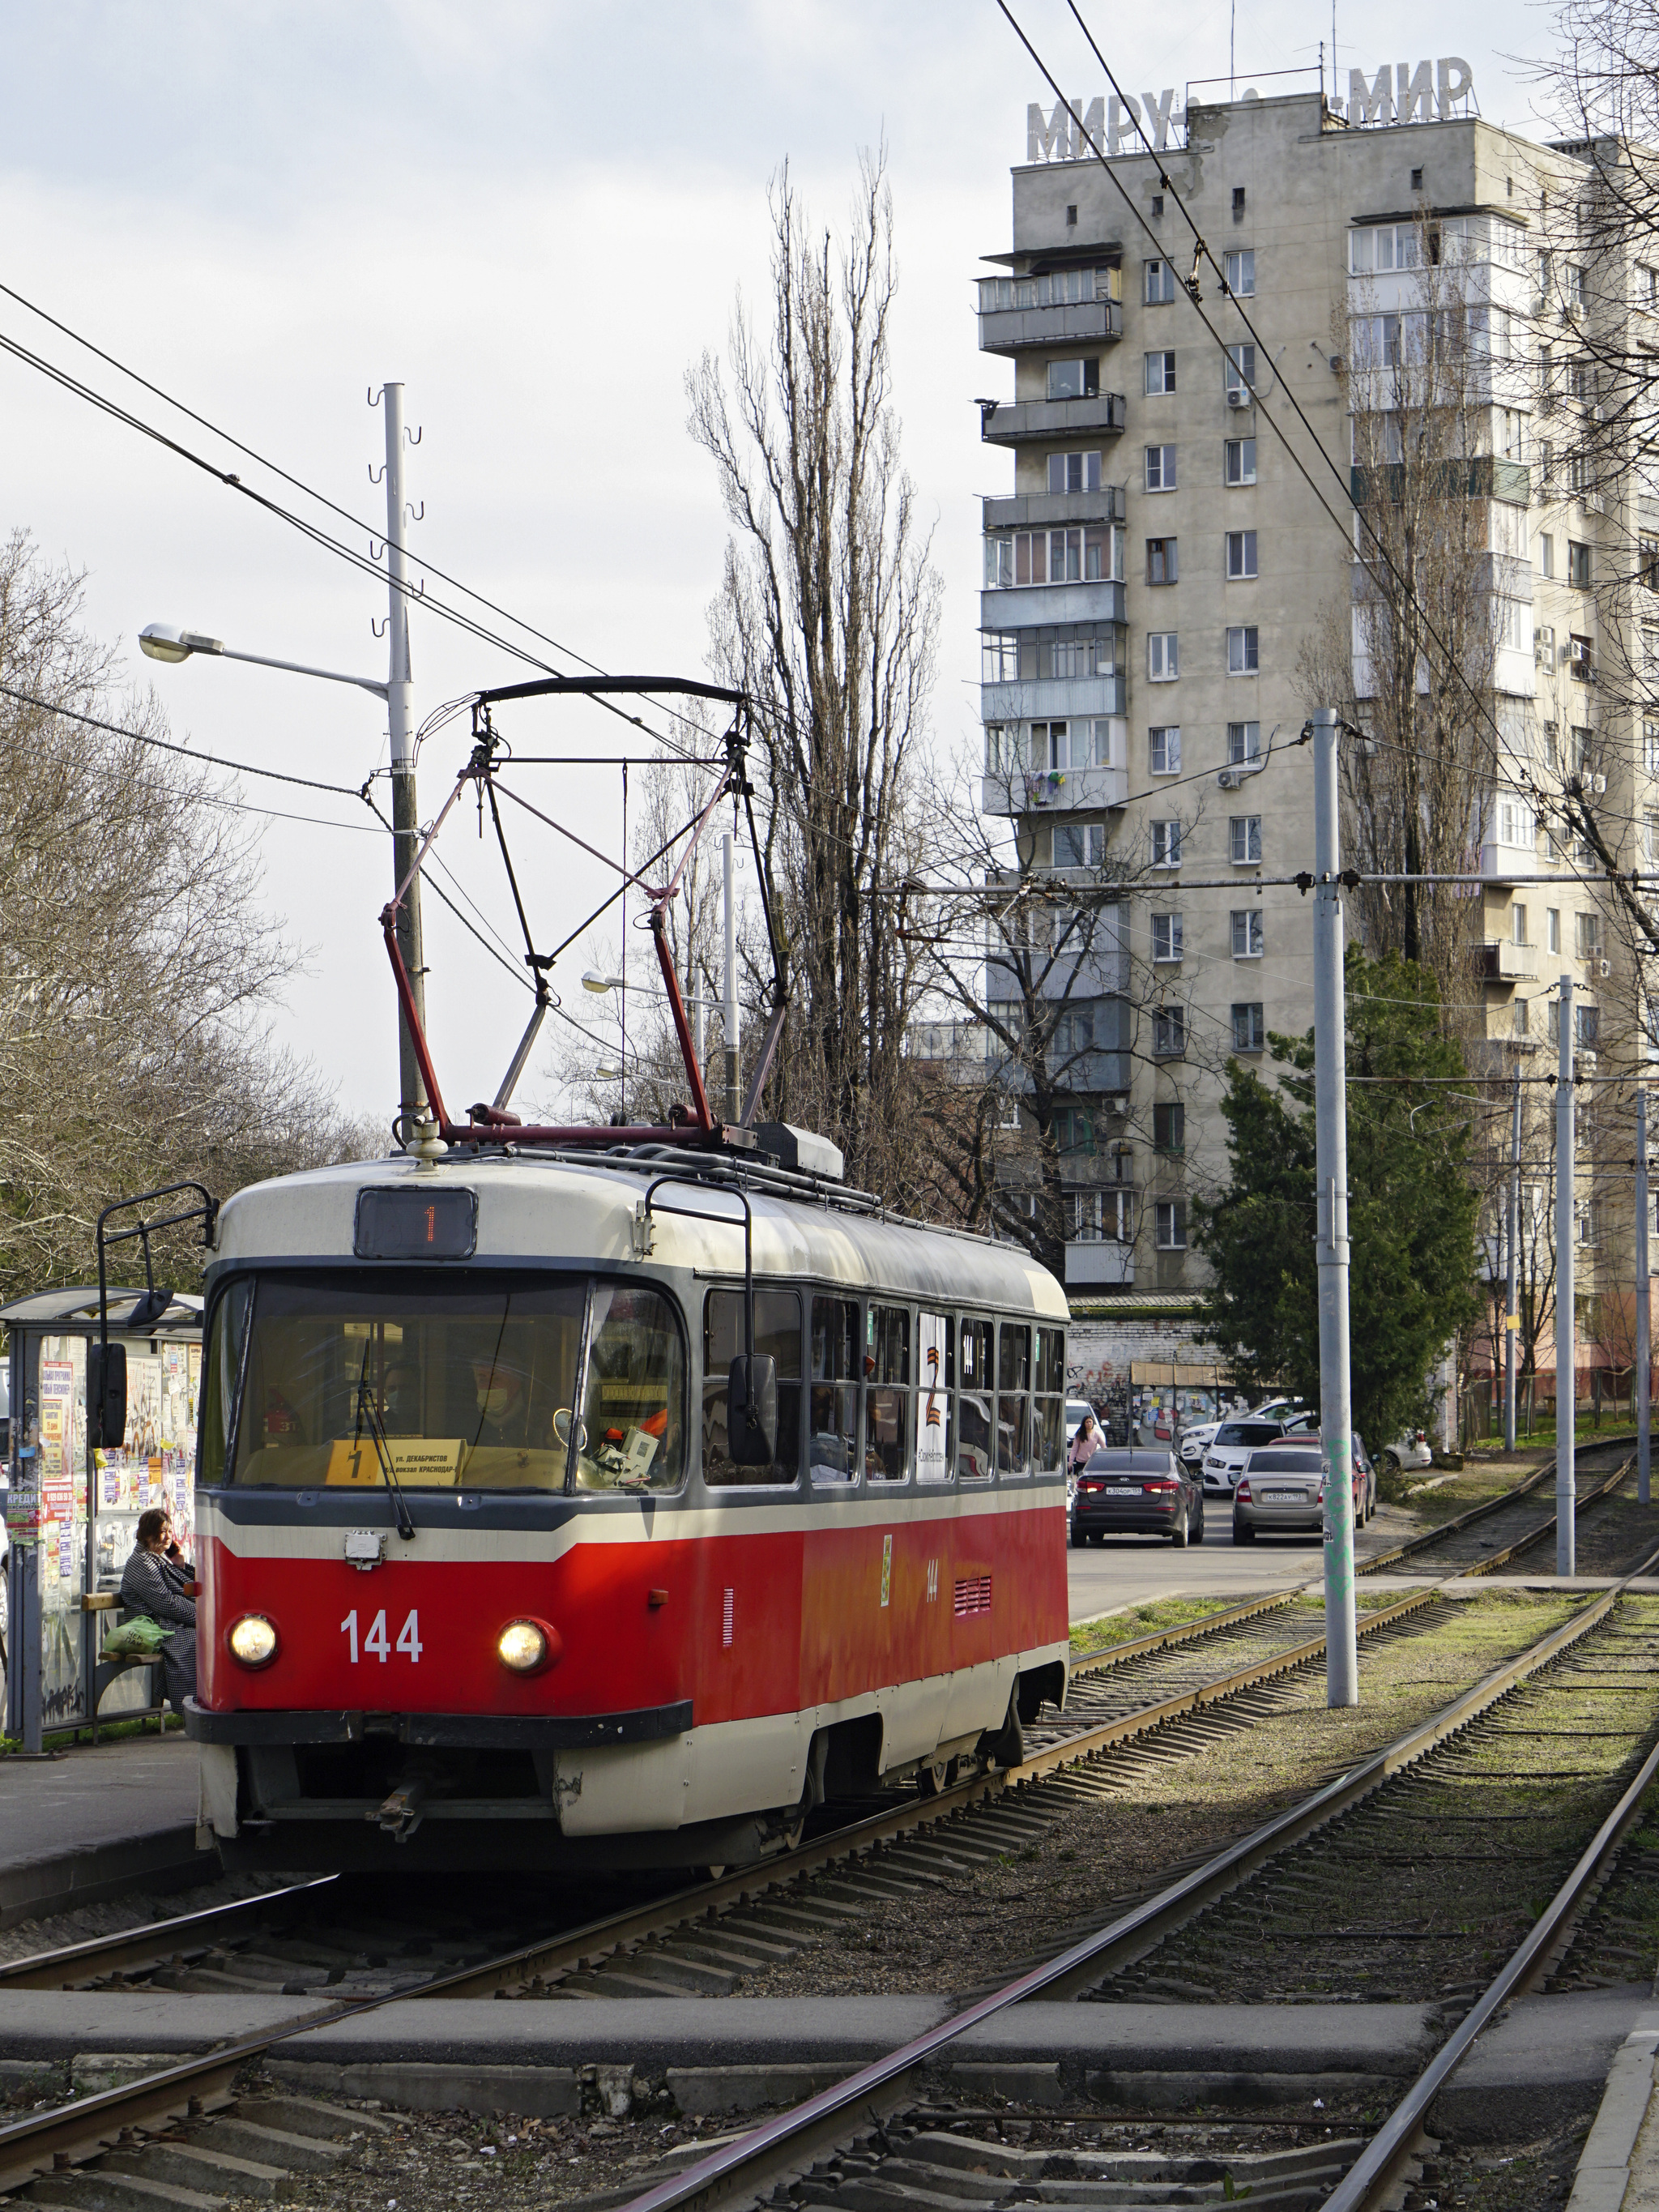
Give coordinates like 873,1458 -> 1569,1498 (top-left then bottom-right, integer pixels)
4,1454 -> 1656,2204
582,1544 -> 1659,2212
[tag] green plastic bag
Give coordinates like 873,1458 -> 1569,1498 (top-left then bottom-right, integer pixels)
102,1615 -> 173,1657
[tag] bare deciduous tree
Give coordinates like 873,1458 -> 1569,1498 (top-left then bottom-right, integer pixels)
686,147 -> 940,1199
0,531 -> 374,1299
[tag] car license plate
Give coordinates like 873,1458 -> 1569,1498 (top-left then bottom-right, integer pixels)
1264,1488 -> 1304,1503
1103,1486 -> 1141,1497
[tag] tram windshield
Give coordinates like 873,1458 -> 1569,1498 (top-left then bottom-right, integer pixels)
203,1273 -> 686,1493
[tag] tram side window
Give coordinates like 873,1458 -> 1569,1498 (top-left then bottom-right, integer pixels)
997,1322 -> 1032,1475
957,1318 -> 994,1480
864,1305 -> 911,1480
703,1289 -> 803,1486
575,1284 -> 688,1492
915,1312 -> 954,1483
199,1279 -> 251,1485
1033,1326 -> 1066,1475
810,1295 -> 861,1483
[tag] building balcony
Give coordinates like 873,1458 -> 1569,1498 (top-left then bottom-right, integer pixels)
1350,456 -> 1531,509
980,580 -> 1127,630
980,762 -> 1128,818
979,298 -> 1123,357
983,486 -> 1126,532
998,1048 -> 1130,1094
980,394 -> 1127,447
1480,941 -> 1539,985
1065,1238 -> 1134,1288
982,673 -> 1126,722
988,943 -> 1131,1001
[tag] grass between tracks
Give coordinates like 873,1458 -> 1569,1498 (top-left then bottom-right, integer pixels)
735,1589 -> 1595,2001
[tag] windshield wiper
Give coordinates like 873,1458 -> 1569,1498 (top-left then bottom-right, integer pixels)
356,1352 -> 416,1543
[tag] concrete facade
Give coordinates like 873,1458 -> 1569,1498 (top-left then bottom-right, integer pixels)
980,84 -> 1641,1316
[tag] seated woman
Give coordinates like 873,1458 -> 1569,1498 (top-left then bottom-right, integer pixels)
119,1508 -> 197,1715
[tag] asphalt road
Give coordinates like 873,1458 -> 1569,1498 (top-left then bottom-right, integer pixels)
1064,1500 -> 1420,1623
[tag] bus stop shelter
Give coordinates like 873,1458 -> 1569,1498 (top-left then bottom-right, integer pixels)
2,1287 -> 203,1753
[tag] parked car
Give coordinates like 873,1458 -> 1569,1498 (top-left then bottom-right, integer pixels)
1179,1418 -> 1218,1467
1201,1417 -> 1291,1498
1231,1445 -> 1330,1541
1071,1445 -> 1205,1548
1380,1427 -> 1433,1475
1246,1430 -> 1375,1524
1065,1399 -> 1099,1446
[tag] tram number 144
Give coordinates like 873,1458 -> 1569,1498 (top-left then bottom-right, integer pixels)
340,1608 -> 423,1663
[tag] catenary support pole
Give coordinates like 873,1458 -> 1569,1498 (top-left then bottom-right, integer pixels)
1557,973 -> 1576,1575
1639,1087 -> 1650,1507
1505,1073 -> 1520,1451
382,382 -> 427,1127
1313,707 -> 1358,1707
723,830 -> 740,1123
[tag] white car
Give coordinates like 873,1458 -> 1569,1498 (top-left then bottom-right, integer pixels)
1179,1419 -> 1219,1466
1201,1416 -> 1293,1498
1380,1427 -> 1433,1474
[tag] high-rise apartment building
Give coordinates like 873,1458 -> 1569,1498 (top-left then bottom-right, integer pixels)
977,74 -> 1644,1329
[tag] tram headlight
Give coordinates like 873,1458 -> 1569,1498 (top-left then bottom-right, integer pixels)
228,1614 -> 279,1669
497,1618 -> 551,1675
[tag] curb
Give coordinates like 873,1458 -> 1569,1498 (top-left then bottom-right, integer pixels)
1567,2015 -> 1659,2212
0,1826 -> 220,1932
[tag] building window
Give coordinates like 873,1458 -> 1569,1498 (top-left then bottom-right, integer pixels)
1148,725 -> 1181,775
1573,726 -> 1594,771
986,627 -> 1120,683
1578,1002 -> 1600,1048
1226,530 -> 1258,579
982,632 -> 1021,682
1643,536 -> 1659,591
1512,997 -> 1529,1039
1223,247 -> 1256,295
1231,1001 -> 1265,1053
1225,344 -> 1256,402
1227,720 -> 1261,764
1568,633 -> 1593,680
1640,264 -> 1659,306
1054,1106 -> 1096,1155
1153,1101 -> 1184,1153
1154,1199 -> 1188,1248
1512,903 -> 1529,946
1047,357 -> 1101,400
1230,909 -> 1264,958
1145,258 -> 1177,303
1548,907 -> 1561,954
1540,533 -> 1555,580
1576,911 -> 1603,959
1150,819 -> 1182,868
1152,912 -> 1183,962
1226,624 -> 1260,674
1047,450 -> 1103,493
1146,536 -> 1179,585
1147,632 -> 1179,681
1145,350 -> 1177,395
989,525 -> 1122,587
1152,1007 -> 1187,1057
1567,540 -> 1592,588
1565,261 -> 1588,309
1225,436 -> 1256,485
1230,815 -> 1263,865
1145,443 -> 1177,490
1053,822 -> 1107,869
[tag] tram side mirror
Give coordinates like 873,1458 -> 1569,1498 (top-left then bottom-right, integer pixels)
727,1355 -> 778,1467
88,1341 -> 127,1450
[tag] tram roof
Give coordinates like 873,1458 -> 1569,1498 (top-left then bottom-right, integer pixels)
0,1287 -> 205,1336
212,1149 -> 1068,1322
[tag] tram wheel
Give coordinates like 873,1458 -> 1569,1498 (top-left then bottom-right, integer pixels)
917,1755 -> 956,1799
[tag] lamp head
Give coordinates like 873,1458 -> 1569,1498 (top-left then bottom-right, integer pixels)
139,623 -> 224,664
595,1064 -> 622,1080
581,970 -> 612,993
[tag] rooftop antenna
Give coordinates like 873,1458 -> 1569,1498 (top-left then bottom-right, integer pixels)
1230,0 -> 1235,99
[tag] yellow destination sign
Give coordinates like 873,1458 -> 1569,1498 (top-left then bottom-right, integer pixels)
325,1438 -> 465,1488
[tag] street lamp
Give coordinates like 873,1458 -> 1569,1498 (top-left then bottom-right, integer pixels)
582,970 -> 627,993
139,624 -> 390,698
582,968 -> 710,1065
595,1065 -> 622,1081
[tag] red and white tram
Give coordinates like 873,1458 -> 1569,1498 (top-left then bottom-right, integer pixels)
189,1145 -> 1071,1869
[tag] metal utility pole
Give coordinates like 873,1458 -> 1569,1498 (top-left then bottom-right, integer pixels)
380,382 -> 427,1125
723,829 -> 740,1122
1505,1074 -> 1520,1451
1639,1087 -> 1651,1506
1312,707 -> 1358,1708
1557,973 -> 1576,1575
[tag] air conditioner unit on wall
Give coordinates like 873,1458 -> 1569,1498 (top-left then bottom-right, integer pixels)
1226,389 -> 1252,408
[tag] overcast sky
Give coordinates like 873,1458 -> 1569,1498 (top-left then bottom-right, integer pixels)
0,1 -> 1563,1132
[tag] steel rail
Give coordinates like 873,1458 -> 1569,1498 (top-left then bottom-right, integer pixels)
615,1548 -> 1659,2212
0,1584 -> 1438,2189
0,1877 -> 337,1993
1454,1454 -> 1634,1578
1360,1433 -> 1634,1574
